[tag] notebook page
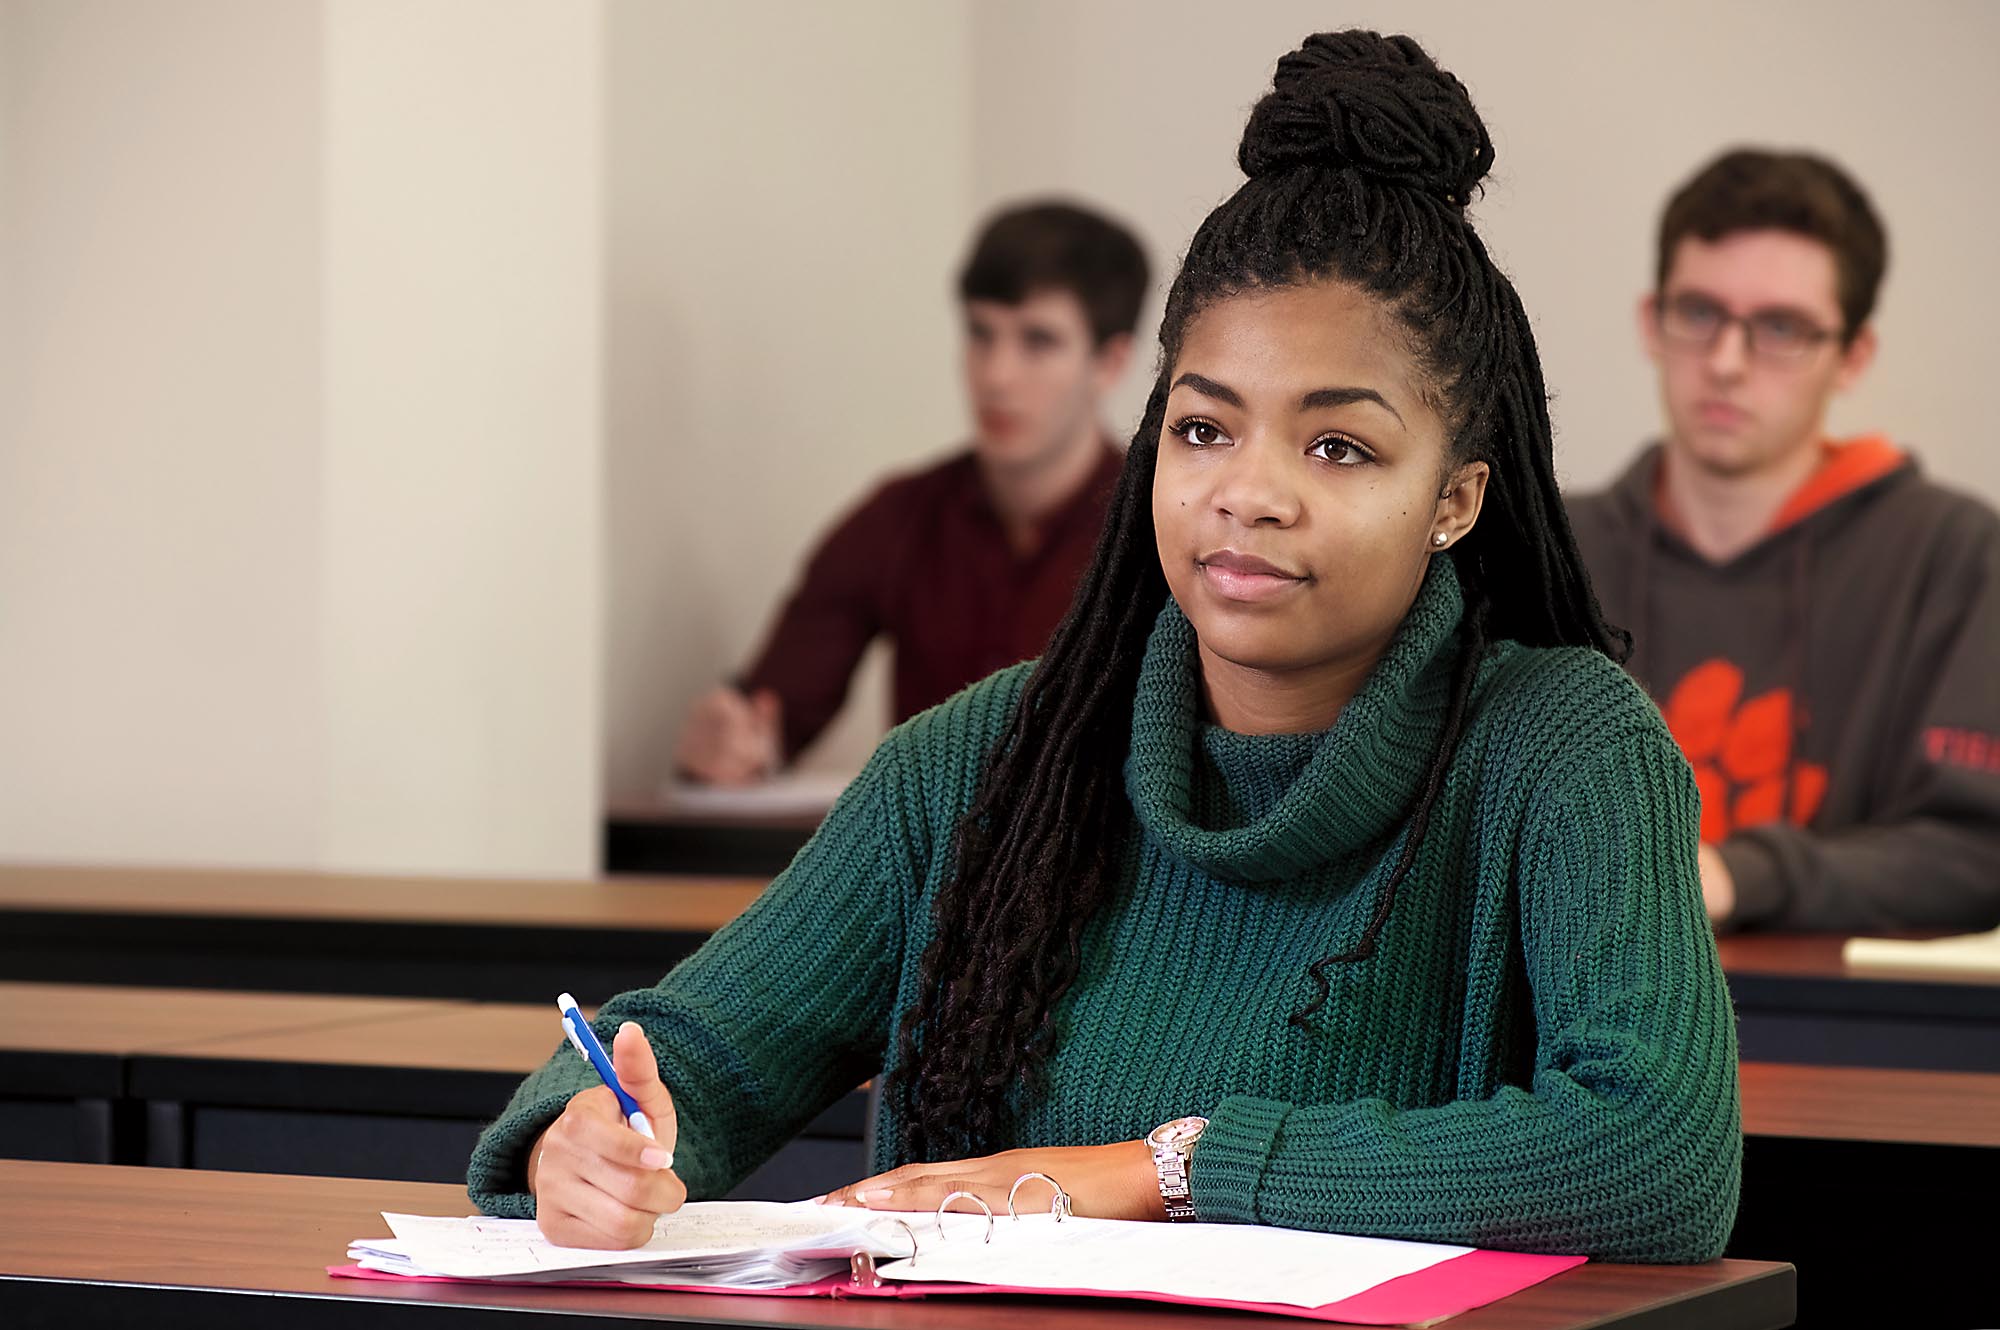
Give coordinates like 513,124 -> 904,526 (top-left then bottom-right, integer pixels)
877,1214 -> 1470,1310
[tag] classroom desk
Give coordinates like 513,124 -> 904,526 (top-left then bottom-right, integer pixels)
0,864 -> 763,1001
0,1162 -> 1797,1330
1717,932 -> 2000,1073
0,983 -> 446,1165
124,999 -> 871,1200
19,983 -> 1996,1323
1727,1061 -> 1999,1327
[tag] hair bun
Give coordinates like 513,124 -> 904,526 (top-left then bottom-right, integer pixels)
1238,31 -> 1494,209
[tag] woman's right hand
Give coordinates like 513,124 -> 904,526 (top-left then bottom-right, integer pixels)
527,1021 -> 686,1248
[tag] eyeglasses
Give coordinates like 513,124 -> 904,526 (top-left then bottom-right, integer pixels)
1657,292 -> 1840,366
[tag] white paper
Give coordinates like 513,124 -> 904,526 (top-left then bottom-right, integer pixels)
876,1213 -> 1469,1311
1844,927 -> 2000,977
372,1201 -> 904,1281
351,1202 -> 1473,1310
657,771 -> 855,819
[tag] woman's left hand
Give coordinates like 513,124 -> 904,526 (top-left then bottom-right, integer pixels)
817,1141 -> 1165,1221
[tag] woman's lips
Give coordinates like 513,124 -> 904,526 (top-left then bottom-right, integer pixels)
1197,550 -> 1306,603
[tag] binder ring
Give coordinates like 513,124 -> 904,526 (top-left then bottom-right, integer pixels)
890,1218 -> 920,1264
1006,1172 -> 1072,1222
848,1220 -> 920,1286
935,1190 -> 995,1243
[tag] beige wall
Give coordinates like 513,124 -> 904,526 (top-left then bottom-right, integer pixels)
601,0 -> 976,798
320,1 -> 601,874
0,0 -> 325,864
0,0 -> 601,875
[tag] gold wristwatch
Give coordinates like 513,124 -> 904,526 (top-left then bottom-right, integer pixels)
1147,1115 -> 1209,1222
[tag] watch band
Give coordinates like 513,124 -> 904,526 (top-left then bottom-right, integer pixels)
1147,1115 -> 1208,1222
1153,1141 -> 1197,1221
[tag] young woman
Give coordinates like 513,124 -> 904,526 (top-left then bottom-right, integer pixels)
471,30 -> 1740,1263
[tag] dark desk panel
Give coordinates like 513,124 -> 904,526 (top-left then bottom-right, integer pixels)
0,865 -> 763,1001
604,807 -> 819,877
0,1162 -> 1796,1330
1719,933 -> 2000,1073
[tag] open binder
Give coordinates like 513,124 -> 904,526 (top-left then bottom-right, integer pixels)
334,1174 -> 1585,1325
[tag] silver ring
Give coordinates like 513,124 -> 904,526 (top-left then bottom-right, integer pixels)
935,1190 -> 995,1243
1006,1172 -> 1072,1222
891,1218 -> 919,1263
851,1219 -> 921,1282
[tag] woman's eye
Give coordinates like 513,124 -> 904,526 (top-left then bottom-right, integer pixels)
1172,419 -> 1227,447
1309,435 -> 1371,466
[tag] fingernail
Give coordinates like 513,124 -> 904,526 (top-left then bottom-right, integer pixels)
640,1147 -> 672,1170
860,1188 -> 894,1202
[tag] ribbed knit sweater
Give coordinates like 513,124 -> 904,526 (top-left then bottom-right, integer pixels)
470,558 -> 1741,1262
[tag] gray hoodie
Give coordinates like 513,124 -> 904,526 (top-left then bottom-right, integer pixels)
1566,436 -> 2000,932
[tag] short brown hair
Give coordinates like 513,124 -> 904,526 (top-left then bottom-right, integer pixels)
1657,149 -> 1887,340
958,201 -> 1149,346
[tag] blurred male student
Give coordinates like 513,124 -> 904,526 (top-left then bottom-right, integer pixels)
1567,148 -> 2000,934
674,201 -> 1148,784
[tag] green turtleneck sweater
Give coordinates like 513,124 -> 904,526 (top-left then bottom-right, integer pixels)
469,559 -> 1741,1262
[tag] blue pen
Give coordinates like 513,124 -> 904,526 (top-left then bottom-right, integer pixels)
557,993 -> 669,1164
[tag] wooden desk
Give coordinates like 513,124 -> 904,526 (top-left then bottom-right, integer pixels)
1718,933 -> 2000,1073
0,864 -> 764,1000
1728,1061 -> 1998,1327
38,986 -> 2000,1323
123,998 -> 869,1198
0,1162 -> 1796,1329
0,983 -> 442,1165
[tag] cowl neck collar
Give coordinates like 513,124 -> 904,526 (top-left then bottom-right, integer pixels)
1125,557 -> 1466,882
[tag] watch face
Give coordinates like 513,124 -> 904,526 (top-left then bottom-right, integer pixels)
1150,1115 -> 1209,1148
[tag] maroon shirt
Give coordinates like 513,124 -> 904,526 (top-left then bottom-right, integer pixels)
740,444 -> 1123,760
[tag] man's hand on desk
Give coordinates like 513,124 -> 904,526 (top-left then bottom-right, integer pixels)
674,686 -> 783,786
527,1022 -> 686,1248
816,1140 -> 1166,1222
1698,842 -> 1737,926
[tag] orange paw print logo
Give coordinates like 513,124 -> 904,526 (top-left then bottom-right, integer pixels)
1662,660 -> 1828,844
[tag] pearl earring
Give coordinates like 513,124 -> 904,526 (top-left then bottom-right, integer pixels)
1433,532 -> 1449,547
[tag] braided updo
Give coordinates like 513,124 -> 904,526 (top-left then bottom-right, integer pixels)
1238,31 -> 1491,208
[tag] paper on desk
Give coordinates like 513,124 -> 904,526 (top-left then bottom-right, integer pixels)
876,1213 -> 1470,1311
657,771 -> 856,819
1844,926 -> 2000,977
365,1201 -> 906,1281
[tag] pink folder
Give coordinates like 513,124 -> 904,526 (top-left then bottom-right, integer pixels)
332,1246 -> 1585,1324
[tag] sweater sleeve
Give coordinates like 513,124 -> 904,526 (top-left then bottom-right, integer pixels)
1722,515 -> 2000,932
1189,730 -> 1742,1263
738,484 -> 903,760
467,733 -> 924,1216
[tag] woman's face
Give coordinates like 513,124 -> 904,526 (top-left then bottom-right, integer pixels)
1152,281 -> 1487,695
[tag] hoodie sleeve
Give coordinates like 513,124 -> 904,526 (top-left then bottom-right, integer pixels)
1722,507 -> 2000,933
